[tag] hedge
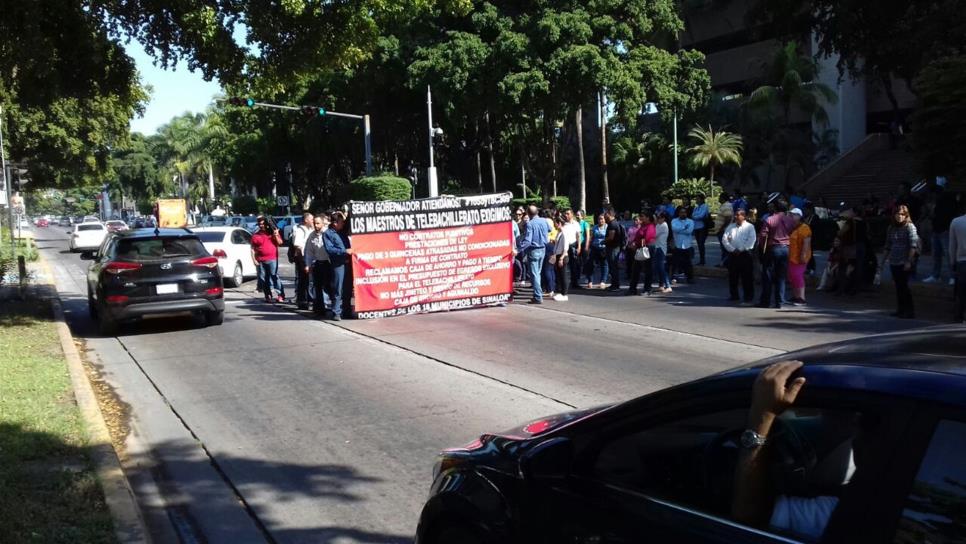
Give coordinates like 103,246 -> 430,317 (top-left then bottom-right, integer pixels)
350,175 -> 413,201
510,196 -> 572,211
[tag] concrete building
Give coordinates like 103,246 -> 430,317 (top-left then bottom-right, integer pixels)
680,0 -> 920,201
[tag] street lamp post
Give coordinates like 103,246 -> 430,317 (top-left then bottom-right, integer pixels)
427,85 -> 439,198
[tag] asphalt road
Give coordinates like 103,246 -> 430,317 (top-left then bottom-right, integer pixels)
31,226 -> 940,544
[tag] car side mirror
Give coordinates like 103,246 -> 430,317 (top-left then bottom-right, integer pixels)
519,437 -> 574,481
79,251 -> 96,260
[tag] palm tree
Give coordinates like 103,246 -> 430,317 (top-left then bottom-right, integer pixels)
686,125 -> 743,183
748,41 -> 838,127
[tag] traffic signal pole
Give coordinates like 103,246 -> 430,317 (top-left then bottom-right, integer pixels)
225,99 -> 373,176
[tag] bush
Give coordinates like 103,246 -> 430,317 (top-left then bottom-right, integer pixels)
510,196 -> 572,211
350,175 -> 413,201
232,195 -> 259,215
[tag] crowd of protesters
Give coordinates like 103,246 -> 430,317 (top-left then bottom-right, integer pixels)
243,176 -> 966,323
513,177 -> 966,322
249,211 -> 354,321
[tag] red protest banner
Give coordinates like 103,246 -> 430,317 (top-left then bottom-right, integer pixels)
349,193 -> 514,319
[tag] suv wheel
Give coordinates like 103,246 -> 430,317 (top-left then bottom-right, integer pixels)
229,262 -> 244,287
87,290 -> 97,318
432,523 -> 488,544
98,313 -> 118,336
206,310 -> 224,326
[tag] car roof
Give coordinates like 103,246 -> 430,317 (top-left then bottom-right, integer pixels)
192,226 -> 238,231
115,228 -> 198,239
733,326 -> 966,377
76,221 -> 104,227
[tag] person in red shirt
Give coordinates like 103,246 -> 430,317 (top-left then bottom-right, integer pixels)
251,216 -> 285,302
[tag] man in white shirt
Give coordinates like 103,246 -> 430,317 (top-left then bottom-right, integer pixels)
292,212 -> 315,309
722,208 -> 756,304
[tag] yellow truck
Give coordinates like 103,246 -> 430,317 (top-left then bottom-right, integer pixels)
155,198 -> 188,228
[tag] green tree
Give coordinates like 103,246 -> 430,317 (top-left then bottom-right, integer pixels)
748,42 -> 837,128
910,56 -> 966,181
751,0 -> 965,119
686,126 -> 743,183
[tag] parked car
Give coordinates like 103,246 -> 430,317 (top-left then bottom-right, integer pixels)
59,216 -> 72,227
36,218 -> 49,228
68,222 -> 107,252
81,228 -> 225,335
104,220 -> 129,233
416,328 -> 966,544
200,214 -> 229,227
192,227 -> 256,287
272,215 -> 303,243
17,217 -> 31,229
228,215 -> 259,233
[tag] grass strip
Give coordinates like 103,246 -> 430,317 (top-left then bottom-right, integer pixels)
0,298 -> 115,543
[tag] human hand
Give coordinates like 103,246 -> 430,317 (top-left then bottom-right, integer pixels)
749,361 -> 806,426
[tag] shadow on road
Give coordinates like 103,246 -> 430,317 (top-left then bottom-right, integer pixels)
130,439 -> 412,543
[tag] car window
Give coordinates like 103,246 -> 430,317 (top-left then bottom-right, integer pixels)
115,237 -> 207,260
893,419 -> 966,543
592,406 -> 863,542
78,224 -> 104,231
196,231 -> 227,243
231,229 -> 251,245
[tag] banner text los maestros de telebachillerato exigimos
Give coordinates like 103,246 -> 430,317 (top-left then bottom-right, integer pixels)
349,192 -> 514,319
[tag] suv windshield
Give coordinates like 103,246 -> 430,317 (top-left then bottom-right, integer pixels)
114,237 -> 206,260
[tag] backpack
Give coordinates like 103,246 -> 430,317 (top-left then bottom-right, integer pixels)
286,229 -> 298,263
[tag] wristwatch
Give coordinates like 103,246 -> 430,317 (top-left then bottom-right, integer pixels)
740,429 -> 768,449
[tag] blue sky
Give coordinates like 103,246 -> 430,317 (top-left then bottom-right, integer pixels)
127,41 -> 223,135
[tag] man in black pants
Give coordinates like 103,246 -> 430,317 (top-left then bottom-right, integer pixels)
722,208 -> 756,304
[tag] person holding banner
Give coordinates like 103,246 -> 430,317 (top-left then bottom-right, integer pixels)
518,205 -> 550,304
304,213 -> 332,316
323,211 -> 353,320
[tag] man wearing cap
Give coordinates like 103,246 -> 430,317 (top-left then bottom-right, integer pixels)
757,199 -> 796,308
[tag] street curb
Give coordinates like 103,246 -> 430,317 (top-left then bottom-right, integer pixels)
38,257 -> 151,544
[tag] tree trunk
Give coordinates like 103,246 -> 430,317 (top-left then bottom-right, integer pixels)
207,161 -> 215,201
881,75 -> 901,123
576,106 -> 587,212
486,111 -> 497,193
710,163 -> 715,184
476,149 -> 483,194
599,92 -> 610,206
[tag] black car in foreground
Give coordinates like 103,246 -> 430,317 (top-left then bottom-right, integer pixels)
83,228 -> 225,335
417,329 -> 966,544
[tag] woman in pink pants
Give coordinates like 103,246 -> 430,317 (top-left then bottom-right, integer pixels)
787,208 -> 812,305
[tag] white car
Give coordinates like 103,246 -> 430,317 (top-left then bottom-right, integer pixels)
69,222 -> 107,252
192,227 -> 257,287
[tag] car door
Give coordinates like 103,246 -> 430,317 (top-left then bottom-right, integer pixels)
231,229 -> 255,275
877,405 -> 966,544
530,383 -> 914,544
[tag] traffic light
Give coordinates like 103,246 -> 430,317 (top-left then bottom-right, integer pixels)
300,106 -> 327,118
227,97 -> 255,108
